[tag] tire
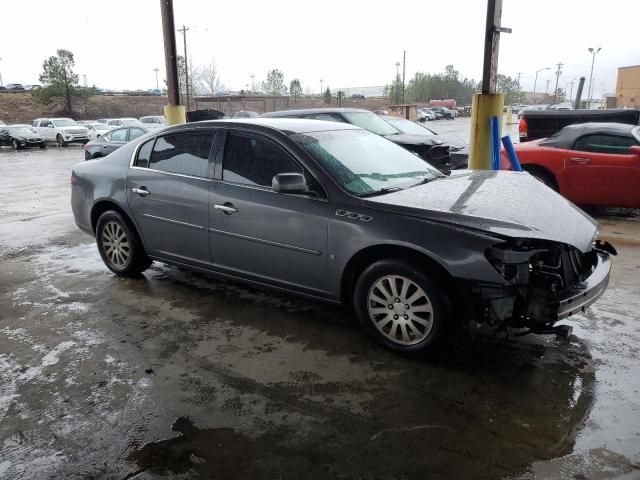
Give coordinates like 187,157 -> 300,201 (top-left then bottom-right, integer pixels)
96,210 -> 152,276
56,134 -> 66,147
39,143 -> 46,149
11,139 -> 19,150
525,167 -> 558,192
353,259 -> 451,355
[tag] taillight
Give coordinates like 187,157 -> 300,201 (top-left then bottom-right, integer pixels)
518,118 -> 528,139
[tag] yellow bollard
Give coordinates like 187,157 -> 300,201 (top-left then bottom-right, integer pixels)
163,104 -> 187,125
505,105 -> 513,125
468,93 -> 505,170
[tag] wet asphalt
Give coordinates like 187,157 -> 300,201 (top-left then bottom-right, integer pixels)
0,143 -> 639,480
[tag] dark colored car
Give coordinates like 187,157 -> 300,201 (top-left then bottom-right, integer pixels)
429,106 -> 456,120
502,123 -> 640,208
262,108 -> 462,172
0,125 -> 46,149
381,116 -> 468,170
71,118 -> 614,355
84,126 -> 149,160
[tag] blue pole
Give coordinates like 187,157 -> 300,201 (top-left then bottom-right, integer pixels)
501,135 -> 523,172
490,116 -> 501,170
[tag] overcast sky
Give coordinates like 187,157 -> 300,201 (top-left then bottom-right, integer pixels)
1,0 -> 638,97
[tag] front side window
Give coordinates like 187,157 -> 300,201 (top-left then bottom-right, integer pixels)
292,129 -> 442,196
574,134 -> 637,154
222,133 -> 301,187
110,129 -> 128,142
128,128 -> 146,141
149,132 -> 214,177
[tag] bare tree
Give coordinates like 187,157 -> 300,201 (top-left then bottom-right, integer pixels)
199,58 -> 223,95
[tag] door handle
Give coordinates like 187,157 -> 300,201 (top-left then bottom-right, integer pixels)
131,187 -> 150,197
569,157 -> 591,164
214,203 -> 238,214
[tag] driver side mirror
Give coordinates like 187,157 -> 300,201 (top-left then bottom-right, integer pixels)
629,145 -> 640,157
272,172 -> 309,194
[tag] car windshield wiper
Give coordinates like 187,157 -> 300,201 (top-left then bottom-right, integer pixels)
356,186 -> 404,198
408,175 -> 441,189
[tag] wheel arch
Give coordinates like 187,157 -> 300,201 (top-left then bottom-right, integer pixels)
90,200 -> 135,235
340,244 -> 459,307
521,163 -> 560,191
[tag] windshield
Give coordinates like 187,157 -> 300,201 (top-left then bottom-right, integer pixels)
385,117 -> 436,136
292,129 -> 442,196
8,127 -> 36,136
122,118 -> 143,126
93,124 -> 111,130
52,119 -> 77,127
341,112 -> 399,136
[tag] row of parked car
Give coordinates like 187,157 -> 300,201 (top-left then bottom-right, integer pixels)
0,115 -> 166,149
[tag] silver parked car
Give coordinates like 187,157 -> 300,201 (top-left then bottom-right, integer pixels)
71,118 -> 614,354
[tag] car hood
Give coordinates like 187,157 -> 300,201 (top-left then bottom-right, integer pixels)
12,133 -> 43,140
60,126 -> 88,132
384,133 -> 445,147
364,170 -> 598,252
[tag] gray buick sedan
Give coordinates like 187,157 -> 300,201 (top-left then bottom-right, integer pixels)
71,118 -> 615,354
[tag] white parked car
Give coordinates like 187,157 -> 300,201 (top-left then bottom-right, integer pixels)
106,118 -> 143,128
417,108 -> 437,122
32,118 -> 89,146
139,115 -> 166,127
78,122 -> 114,140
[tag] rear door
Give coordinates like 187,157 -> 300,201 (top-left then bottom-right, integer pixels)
102,128 -> 128,155
563,133 -> 640,207
209,129 -> 330,295
127,130 -> 217,268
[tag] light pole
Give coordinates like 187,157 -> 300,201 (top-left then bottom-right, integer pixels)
587,47 -> 601,109
0,57 -> 3,86
153,67 -> 159,89
567,79 -> 576,102
320,79 -> 323,96
532,67 -> 550,104
250,74 -> 255,92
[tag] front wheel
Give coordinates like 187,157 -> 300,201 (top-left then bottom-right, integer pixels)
56,134 -> 66,147
96,210 -> 152,276
353,259 -> 451,354
12,139 -> 20,150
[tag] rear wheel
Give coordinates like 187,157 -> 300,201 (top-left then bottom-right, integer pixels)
353,259 -> 451,354
524,166 -> 558,192
96,210 -> 152,276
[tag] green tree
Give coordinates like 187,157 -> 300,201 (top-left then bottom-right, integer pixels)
385,76 -> 403,104
403,65 -> 479,104
289,78 -> 302,102
323,87 -> 332,104
496,74 -> 520,105
36,49 -> 85,114
262,69 -> 288,96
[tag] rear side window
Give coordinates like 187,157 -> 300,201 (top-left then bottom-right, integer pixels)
222,133 -> 301,187
149,132 -> 214,177
110,129 -> 128,142
135,139 -> 155,168
574,134 -> 637,154
129,127 -> 145,141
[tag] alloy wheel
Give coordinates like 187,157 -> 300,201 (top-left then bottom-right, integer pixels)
367,275 -> 434,345
101,221 -> 130,268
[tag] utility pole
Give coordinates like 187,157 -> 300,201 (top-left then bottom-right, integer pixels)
320,79 -> 323,95
587,47 -> 601,109
250,74 -> 255,92
159,0 -> 183,123
515,72 -> 523,103
0,57 -> 3,86
178,24 -> 190,111
83,74 -> 87,87
153,67 -> 159,89
401,50 -> 406,104
567,79 -> 575,101
553,62 -> 563,104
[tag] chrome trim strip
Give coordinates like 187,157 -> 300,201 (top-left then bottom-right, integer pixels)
142,213 -> 204,230
129,165 -> 213,182
208,227 -> 321,256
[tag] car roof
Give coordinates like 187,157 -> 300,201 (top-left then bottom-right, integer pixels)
166,118 -> 361,135
261,107 -> 369,118
544,122 -> 639,148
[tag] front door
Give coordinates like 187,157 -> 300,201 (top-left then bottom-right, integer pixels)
563,133 -> 640,207
127,130 -> 217,268
209,130 -> 329,296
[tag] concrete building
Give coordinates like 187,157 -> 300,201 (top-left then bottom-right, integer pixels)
615,65 -> 640,108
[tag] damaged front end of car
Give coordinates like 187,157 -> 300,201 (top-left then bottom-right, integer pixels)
473,237 -> 616,335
